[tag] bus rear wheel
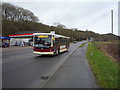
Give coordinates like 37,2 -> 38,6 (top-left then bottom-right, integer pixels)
54,49 -> 59,56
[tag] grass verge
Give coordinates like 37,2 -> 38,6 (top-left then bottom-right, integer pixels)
79,42 -> 87,48
86,42 -> 119,88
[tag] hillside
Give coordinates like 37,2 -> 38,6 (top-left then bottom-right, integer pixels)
2,2 -> 119,41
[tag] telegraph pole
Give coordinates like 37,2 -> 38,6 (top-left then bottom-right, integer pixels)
111,10 -> 113,34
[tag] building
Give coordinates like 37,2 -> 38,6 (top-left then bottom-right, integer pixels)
8,32 -> 34,46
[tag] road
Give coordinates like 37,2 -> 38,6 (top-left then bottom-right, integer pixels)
0,48 -> 2,90
2,42 -> 84,88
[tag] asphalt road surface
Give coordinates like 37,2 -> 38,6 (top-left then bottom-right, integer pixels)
2,41 -> 84,88
0,48 -> 2,89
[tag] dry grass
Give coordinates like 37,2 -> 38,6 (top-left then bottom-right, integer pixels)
95,40 -> 119,63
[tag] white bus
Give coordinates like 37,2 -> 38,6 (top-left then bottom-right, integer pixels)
33,32 -> 70,55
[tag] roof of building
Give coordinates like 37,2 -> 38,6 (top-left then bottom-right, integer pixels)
9,33 -> 33,37
0,36 -> 10,40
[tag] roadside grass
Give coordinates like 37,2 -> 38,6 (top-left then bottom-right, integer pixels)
94,40 -> 119,46
86,42 -> 119,88
94,41 -> 119,63
79,42 -> 88,48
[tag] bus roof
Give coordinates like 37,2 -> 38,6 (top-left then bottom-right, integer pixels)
33,33 -> 69,39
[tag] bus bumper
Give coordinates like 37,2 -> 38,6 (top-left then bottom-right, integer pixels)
33,51 -> 54,55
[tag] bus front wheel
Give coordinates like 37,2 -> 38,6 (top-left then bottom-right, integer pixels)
54,49 -> 59,56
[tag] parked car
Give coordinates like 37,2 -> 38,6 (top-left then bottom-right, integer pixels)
2,42 -> 9,48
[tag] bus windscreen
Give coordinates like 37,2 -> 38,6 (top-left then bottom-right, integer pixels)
34,35 -> 51,48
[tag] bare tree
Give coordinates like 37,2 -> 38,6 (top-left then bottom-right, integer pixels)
2,2 -> 39,22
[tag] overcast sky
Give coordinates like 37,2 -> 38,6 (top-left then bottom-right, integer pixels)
2,0 -> 119,35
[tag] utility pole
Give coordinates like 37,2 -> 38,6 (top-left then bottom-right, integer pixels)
111,10 -> 113,34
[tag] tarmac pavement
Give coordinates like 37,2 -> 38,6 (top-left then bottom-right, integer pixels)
43,43 -> 98,88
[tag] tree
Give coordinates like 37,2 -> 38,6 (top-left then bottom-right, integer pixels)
53,22 -> 66,29
2,2 -> 39,22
